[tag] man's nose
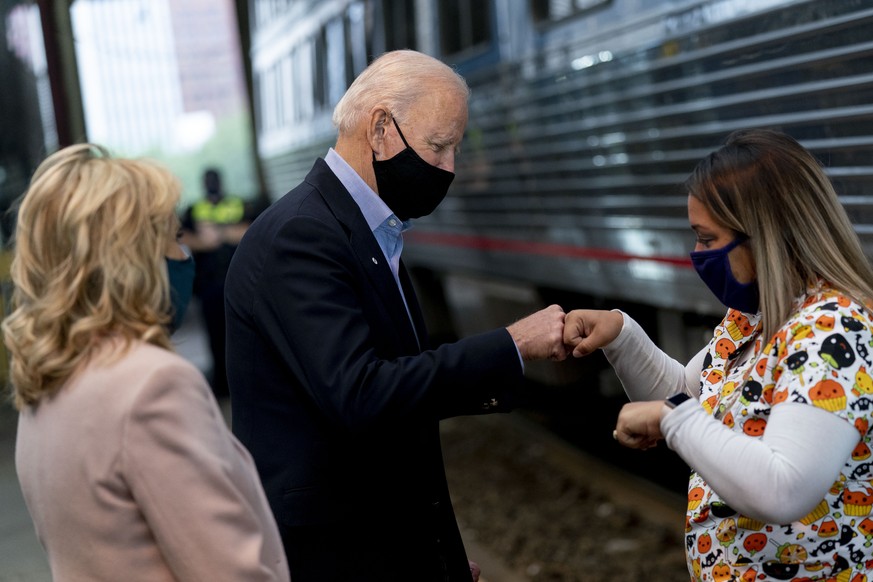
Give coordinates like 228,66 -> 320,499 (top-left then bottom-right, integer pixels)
439,153 -> 455,173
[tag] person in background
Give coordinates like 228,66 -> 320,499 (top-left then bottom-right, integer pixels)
564,129 -> 873,581
6,144 -> 289,582
179,167 -> 253,398
225,49 -> 567,582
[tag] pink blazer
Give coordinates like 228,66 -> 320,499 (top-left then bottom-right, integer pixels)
15,340 -> 289,581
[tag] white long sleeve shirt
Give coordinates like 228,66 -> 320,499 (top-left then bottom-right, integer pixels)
602,285 -> 873,581
604,311 -> 857,522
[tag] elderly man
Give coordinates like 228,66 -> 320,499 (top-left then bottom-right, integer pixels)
225,50 -> 567,582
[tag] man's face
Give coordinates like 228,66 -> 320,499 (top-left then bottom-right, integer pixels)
385,87 -> 468,173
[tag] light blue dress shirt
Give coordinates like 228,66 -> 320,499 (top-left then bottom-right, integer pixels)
323,148 -> 524,367
324,149 -> 418,342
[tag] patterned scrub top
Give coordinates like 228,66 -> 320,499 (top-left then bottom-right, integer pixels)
686,282 -> 873,582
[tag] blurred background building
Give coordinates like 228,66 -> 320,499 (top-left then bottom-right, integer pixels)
1,0 -> 258,225
70,0 -> 257,205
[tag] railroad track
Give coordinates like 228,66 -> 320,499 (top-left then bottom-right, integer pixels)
442,412 -> 690,581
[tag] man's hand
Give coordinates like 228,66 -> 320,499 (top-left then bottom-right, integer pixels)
506,304 -> 568,361
563,309 -> 623,357
614,401 -> 667,450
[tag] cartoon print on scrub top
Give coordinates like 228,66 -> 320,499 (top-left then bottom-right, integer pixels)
684,282 -> 873,582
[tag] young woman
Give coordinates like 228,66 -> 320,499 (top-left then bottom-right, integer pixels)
5,144 -> 289,581
564,129 -> 873,581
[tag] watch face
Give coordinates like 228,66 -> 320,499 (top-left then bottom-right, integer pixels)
668,393 -> 691,408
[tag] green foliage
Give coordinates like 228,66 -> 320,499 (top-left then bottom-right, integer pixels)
137,108 -> 258,209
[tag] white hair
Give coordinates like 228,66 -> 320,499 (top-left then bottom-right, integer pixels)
332,50 -> 470,135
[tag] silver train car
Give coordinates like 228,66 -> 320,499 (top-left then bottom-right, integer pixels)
248,0 -> 873,377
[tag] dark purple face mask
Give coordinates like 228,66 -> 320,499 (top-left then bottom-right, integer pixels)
690,235 -> 760,314
372,118 -> 454,221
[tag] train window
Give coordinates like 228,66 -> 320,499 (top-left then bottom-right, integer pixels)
281,56 -> 295,126
258,64 -> 278,132
277,57 -> 289,127
295,41 -> 314,121
382,0 -> 416,51
530,0 -> 611,23
344,2 -> 368,81
439,0 -> 490,57
313,27 -> 328,110
251,0 -> 294,30
325,17 -> 347,107
252,73 -> 262,132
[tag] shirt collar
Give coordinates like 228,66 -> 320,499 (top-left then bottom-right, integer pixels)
324,148 -> 393,232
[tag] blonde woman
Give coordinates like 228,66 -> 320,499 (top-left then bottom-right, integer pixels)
5,144 -> 289,581
564,129 -> 873,581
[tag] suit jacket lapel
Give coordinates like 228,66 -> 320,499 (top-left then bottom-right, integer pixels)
305,160 -> 422,351
399,260 -> 429,350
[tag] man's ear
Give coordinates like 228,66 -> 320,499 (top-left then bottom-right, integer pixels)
367,107 -> 391,158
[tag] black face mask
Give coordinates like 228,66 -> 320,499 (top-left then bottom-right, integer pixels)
690,235 -> 760,314
372,118 -> 455,220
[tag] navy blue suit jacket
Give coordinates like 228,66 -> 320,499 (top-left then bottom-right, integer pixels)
225,158 -> 524,580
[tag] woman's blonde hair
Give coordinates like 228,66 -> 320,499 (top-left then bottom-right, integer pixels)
686,128 -> 873,340
332,49 -> 469,135
3,143 -> 180,409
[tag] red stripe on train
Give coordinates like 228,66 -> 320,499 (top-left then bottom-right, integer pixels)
405,231 -> 693,268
